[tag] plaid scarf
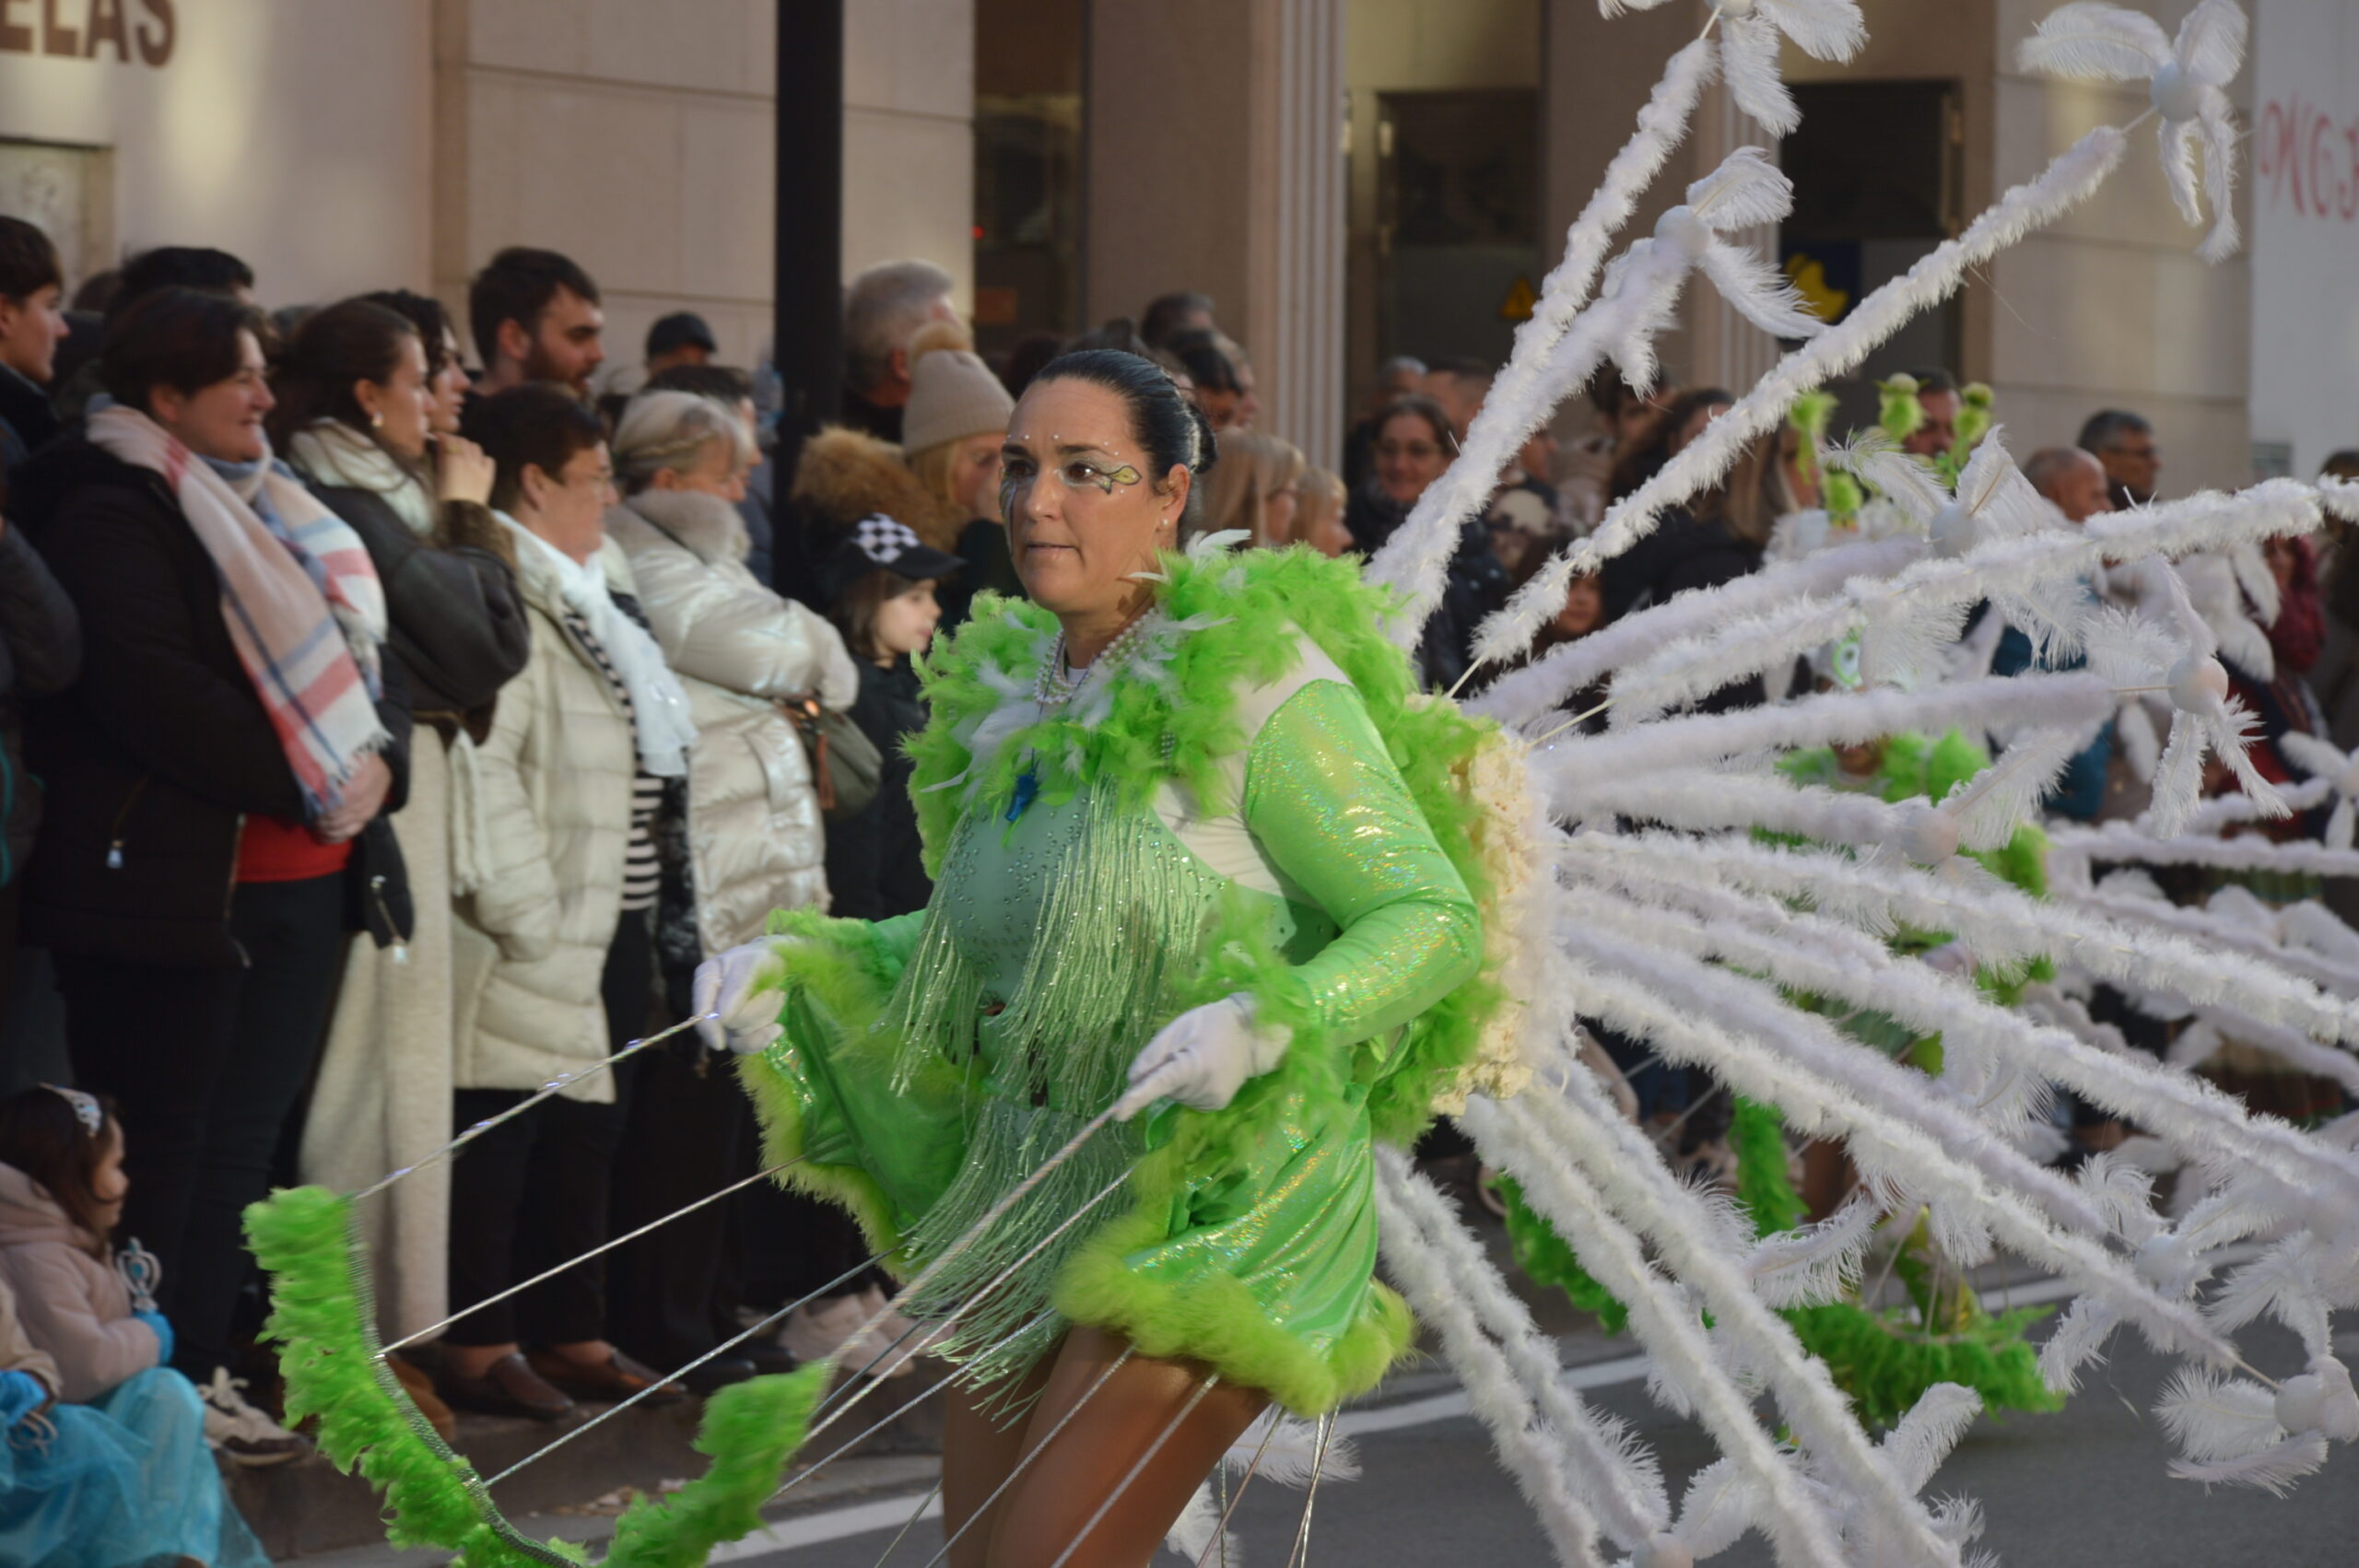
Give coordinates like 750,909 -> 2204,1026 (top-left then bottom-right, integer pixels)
87,404 -> 390,814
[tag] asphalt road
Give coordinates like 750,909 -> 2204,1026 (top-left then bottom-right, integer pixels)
726,1324 -> 2358,1568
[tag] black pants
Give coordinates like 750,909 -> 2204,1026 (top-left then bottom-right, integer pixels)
61,873 -> 348,1376
606,1039 -> 746,1369
445,909 -> 651,1349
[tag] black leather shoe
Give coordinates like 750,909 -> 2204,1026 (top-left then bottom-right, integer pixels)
743,1340 -> 797,1377
678,1353 -> 759,1395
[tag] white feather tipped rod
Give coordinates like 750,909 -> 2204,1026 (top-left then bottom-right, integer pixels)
1468,536 -> 1922,725
2048,820 -> 2359,881
2050,883 -> 2359,1001
1367,38 -> 1717,634
1484,124 -> 2130,687
1614,480 -> 2329,723
2170,776 -> 2335,837
1476,1086 -> 1968,1568
1509,1038 -> 1994,1552
1453,1099 -> 1863,1568
2179,1004 -> 2359,1098
1531,672 -> 2118,799
1598,870 -> 2359,1204
1550,930 -> 2239,1369
1555,765 -> 1946,852
1375,1149 -> 1668,1558
1568,829 -> 2359,1050
1572,898 -> 2111,1238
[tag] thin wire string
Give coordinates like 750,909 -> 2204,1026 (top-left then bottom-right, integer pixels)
773,1314 -> 1059,1506
481,1245 -> 898,1489
1281,1412 -> 1339,1568
1044,1374 -> 1223,1568
380,1159 -> 800,1356
350,1012 -> 711,1202
487,1137 -> 1133,1494
868,1480 -> 944,1568
1191,1414 -> 1285,1568
788,1163 -> 1139,1465
915,1347 -> 1139,1568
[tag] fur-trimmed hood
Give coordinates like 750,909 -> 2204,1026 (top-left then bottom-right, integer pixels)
787,425 -> 965,553
605,489 -> 750,567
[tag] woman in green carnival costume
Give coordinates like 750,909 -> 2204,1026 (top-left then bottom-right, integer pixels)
696,350 -> 1499,1566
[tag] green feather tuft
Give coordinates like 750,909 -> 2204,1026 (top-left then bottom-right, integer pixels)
243,1186 -> 587,1566
1496,1175 -> 1627,1333
604,1363 -> 832,1568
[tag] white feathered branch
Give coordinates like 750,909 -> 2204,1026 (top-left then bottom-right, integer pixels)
1485,125 -> 2130,685
1602,0 -> 1868,136
1367,38 -> 1718,640
2019,0 -> 2248,262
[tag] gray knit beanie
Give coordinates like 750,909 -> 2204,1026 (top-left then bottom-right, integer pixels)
903,345 -> 1015,455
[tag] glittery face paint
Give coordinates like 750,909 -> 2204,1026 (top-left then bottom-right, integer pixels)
1000,452 -> 1144,520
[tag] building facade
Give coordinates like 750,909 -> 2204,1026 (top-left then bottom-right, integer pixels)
2,0 -> 2351,491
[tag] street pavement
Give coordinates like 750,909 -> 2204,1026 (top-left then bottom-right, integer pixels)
724,1322 -> 2359,1567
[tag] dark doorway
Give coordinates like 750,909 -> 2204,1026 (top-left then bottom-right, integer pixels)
1376,88 -> 1542,369
1779,79 -> 1965,434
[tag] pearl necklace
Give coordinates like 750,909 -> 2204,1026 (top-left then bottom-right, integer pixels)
1033,612 -> 1159,708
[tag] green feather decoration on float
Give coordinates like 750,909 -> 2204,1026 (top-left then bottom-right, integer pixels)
249,1185 -> 838,1566
604,1363 -> 832,1568
244,1186 -> 588,1566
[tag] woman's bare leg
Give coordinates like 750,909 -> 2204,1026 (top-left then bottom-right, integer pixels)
980,1326 -> 1266,1568
941,1345 -> 1060,1568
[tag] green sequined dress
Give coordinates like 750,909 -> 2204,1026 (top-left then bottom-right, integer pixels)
740,547 -> 1488,1413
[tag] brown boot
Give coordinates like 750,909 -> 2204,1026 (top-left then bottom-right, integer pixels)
387,1352 -> 459,1442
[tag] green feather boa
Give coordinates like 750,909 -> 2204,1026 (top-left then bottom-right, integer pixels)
245,1186 -> 587,1566
247,1187 -> 829,1566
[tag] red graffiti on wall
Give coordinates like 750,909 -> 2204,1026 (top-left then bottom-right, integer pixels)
2257,95 -> 2359,223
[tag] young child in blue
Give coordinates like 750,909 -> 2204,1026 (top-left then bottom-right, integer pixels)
0,1085 -> 268,1568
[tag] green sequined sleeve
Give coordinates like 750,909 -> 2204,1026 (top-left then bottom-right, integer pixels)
1242,678 -> 1482,1050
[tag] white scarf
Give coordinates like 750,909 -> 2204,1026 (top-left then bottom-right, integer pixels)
287,419 -> 438,537
502,517 -> 696,778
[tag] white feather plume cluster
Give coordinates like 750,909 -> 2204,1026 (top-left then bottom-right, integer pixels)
2017,0 -> 2248,261
1213,2 -> 2359,1556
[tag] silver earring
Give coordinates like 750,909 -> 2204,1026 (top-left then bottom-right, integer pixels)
370,412 -> 384,430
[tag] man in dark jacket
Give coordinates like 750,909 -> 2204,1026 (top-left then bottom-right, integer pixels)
0,219 -> 70,478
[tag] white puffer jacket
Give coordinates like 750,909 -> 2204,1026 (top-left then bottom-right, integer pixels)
450,522 -> 637,1102
604,490 -> 859,953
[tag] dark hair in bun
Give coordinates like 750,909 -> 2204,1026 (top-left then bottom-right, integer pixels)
1028,348 -> 1218,529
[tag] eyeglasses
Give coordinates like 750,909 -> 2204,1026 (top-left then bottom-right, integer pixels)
1376,440 -> 1442,462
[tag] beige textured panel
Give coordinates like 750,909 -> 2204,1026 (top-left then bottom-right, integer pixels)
847,0 -> 975,114
681,102 -> 777,304
2154,250 -> 2252,401
464,76 -> 687,296
843,107 -> 977,305
1987,234 -> 2159,393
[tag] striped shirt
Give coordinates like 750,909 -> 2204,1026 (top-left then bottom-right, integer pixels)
561,604 -> 663,912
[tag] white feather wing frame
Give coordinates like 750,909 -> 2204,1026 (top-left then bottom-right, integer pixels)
1488,126 -> 2130,685
1367,39 -> 1716,640
2015,1 -> 2172,77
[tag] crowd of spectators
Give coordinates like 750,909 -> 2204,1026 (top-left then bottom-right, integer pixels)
0,198 -> 2355,1551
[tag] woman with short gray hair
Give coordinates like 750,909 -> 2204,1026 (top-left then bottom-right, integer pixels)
601,388 -> 862,1383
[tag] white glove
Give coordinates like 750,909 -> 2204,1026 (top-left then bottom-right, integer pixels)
1112,994 -> 1292,1121
692,938 -> 799,1054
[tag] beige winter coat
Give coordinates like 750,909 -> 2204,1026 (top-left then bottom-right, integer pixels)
604,491 -> 859,952
0,1272 -> 60,1399
450,522 -> 638,1102
0,1164 -> 156,1403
